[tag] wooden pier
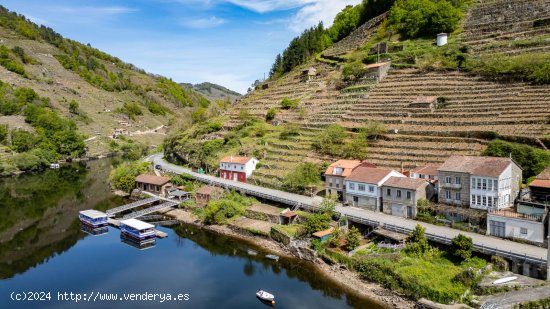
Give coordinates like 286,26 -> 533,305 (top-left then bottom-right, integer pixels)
106,197 -> 160,217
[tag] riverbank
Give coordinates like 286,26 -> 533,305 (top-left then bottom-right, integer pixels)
164,208 -> 415,309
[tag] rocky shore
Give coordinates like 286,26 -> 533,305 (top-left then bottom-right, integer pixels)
164,208 -> 415,309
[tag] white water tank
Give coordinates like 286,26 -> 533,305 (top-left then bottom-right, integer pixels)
437,33 -> 448,46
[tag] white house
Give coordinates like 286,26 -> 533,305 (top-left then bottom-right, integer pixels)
487,209 -> 546,244
219,156 -> 259,183
344,167 -> 406,212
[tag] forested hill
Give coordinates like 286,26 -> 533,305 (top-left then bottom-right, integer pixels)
0,5 -> 216,175
181,82 -> 241,103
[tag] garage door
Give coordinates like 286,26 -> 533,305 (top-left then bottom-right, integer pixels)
391,204 -> 403,217
489,220 -> 505,238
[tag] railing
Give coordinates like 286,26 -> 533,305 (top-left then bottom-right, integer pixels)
122,201 -> 179,220
106,197 -> 159,216
488,209 -> 545,222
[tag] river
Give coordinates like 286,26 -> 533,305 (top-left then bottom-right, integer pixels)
0,158 -> 386,308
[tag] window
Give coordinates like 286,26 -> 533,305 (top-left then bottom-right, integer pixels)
386,188 -> 391,196
241,166 -> 243,170
482,196 -> 486,206
368,186 -> 374,193
476,195 -> 481,205
455,192 -> 460,200
358,184 -> 365,191
471,195 -> 475,204
477,178 -> 481,190
520,227 -> 527,235
494,180 -> 498,191
336,183 -> 340,188
482,179 -> 487,190
349,183 -> 355,190
445,190 -> 451,199
329,181 -> 333,187
445,176 -> 451,184
406,191 -> 411,200
471,178 -> 476,189
488,197 -> 493,207
396,190 -> 402,198
353,196 -> 359,203
419,174 -> 424,179
488,179 -> 492,191
455,177 -> 461,185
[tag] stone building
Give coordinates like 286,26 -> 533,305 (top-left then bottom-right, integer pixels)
381,177 -> 434,219
324,160 -> 362,200
344,167 -> 405,212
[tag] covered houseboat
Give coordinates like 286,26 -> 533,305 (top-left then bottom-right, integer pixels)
120,219 -> 156,241
79,210 -> 108,228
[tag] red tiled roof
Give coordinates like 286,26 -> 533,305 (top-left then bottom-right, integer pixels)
530,179 -> 550,189
366,61 -> 390,69
346,167 -> 399,184
312,227 -> 334,238
382,177 -> 428,190
411,164 -> 440,176
220,156 -> 253,164
438,156 -> 516,177
324,160 -> 361,177
135,174 -> 171,186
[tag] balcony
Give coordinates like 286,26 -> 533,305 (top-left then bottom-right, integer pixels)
488,209 -> 545,222
441,183 -> 462,190
442,199 -> 462,206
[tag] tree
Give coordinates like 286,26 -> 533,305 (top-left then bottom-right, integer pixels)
304,195 -> 337,236
328,226 -> 343,248
281,162 -> 322,194
451,234 -> 473,260
109,162 -> 148,193
312,124 -> 347,156
68,100 -> 79,114
265,108 -> 276,121
345,226 -> 361,251
406,224 -> 430,256
342,132 -> 368,159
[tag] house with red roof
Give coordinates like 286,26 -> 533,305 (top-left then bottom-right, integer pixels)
219,156 -> 259,183
381,177 -> 434,219
135,174 -> 173,197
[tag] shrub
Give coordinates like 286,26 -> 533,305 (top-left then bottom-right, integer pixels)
282,162 -> 322,194
451,234 -> 473,260
265,108 -> 276,121
345,226 -> 361,251
491,255 -> 509,272
280,98 -> 299,109
68,100 -> 79,114
12,152 -> 43,171
203,199 -> 244,225
146,101 -> 167,116
406,224 -> 431,256
0,124 -> 8,145
279,123 -> 300,140
312,124 -> 347,156
120,102 -> 142,120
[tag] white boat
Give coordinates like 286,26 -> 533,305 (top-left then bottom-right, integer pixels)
256,290 -> 275,303
492,276 -> 518,285
265,254 -> 279,261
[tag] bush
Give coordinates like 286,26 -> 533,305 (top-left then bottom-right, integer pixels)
451,234 -> 473,260
345,226 -> 361,251
490,255 -> 509,272
146,101 -> 167,116
0,124 -> 8,145
120,102 -> 142,120
68,100 -> 79,114
282,162 -> 322,194
12,152 -> 43,171
279,123 -> 300,140
203,199 -> 244,225
265,108 -> 276,121
406,224 -> 431,256
312,124 -> 347,156
281,98 -> 299,109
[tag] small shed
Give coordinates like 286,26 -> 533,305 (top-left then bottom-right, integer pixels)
365,61 -> 391,82
279,209 -> 298,225
437,33 -> 448,46
167,188 -> 191,201
312,227 -> 335,242
195,186 -> 224,207
409,96 -> 438,112
301,67 -> 317,82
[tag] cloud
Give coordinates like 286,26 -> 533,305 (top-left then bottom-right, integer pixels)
57,6 -> 138,15
289,0 -> 362,32
180,16 -> 227,28
225,0 -> 314,13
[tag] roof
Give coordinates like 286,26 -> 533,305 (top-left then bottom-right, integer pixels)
196,186 -> 223,195
324,160 -> 361,177
280,211 -> 297,218
346,167 -> 399,184
382,177 -> 428,190
437,156 -> 516,178
312,227 -> 334,238
366,61 -> 391,69
79,209 -> 107,219
412,96 -> 438,104
536,167 -> 550,180
120,218 -> 154,230
437,33 -> 448,36
530,179 -> 550,189
135,174 -> 171,186
168,189 -> 189,197
411,164 -> 440,176
220,156 -> 254,164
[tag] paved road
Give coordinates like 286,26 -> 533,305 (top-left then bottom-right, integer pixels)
148,154 -> 548,266
481,284 -> 550,309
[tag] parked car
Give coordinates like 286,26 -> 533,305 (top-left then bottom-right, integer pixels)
155,164 -> 162,170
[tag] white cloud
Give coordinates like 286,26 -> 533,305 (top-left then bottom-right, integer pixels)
180,16 -> 227,28
289,0 -> 362,32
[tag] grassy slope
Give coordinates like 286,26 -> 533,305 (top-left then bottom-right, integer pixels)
0,10 -> 210,155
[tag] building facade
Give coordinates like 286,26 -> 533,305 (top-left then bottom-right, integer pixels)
219,156 -> 258,183
344,167 -> 405,212
487,210 -> 547,244
324,160 -> 362,200
438,156 -> 522,210
381,177 -> 434,219
135,174 -> 172,197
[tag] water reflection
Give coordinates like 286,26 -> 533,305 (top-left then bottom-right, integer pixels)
0,158 -> 123,279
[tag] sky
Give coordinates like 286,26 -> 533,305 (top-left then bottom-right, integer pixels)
2,0 -> 361,93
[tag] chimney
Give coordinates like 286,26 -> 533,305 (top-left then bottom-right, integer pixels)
230,155 -> 233,162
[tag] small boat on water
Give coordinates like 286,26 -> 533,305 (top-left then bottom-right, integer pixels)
120,219 -> 156,241
79,210 -> 108,228
247,249 -> 258,256
265,254 -> 279,261
492,276 -> 518,285
256,289 -> 275,304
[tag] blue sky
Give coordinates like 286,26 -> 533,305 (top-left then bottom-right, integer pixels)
2,0 -> 360,93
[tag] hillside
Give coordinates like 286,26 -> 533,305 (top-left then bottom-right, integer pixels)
166,0 -> 550,190
0,5 -> 210,164
182,82 -> 241,103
